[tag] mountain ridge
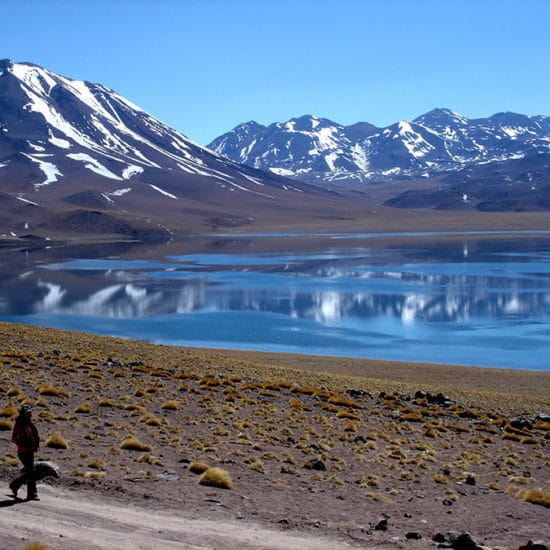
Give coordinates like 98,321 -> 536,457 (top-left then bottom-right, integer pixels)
208,109 -> 550,184
0,60 -> 350,241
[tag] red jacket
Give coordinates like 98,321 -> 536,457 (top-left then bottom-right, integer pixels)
12,418 -> 39,454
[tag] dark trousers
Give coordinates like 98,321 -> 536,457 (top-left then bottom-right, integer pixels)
12,452 -> 37,498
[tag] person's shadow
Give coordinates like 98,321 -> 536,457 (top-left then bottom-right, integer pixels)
0,496 -> 23,508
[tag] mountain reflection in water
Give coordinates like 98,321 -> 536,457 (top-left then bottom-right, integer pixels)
1,235 -> 549,370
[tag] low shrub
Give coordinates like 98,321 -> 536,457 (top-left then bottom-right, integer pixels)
198,467 -> 233,489
120,435 -> 152,452
45,433 -> 69,449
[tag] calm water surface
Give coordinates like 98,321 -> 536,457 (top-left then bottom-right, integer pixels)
1,233 -> 549,370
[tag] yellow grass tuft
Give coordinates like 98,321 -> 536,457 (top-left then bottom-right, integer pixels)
120,435 -> 152,452
98,398 -> 115,407
328,395 -> 362,409
0,419 -> 13,431
88,459 -> 106,470
45,433 -> 69,449
24,543 -> 50,550
188,461 -> 211,474
0,403 -> 19,418
198,467 -> 233,489
523,487 -> 550,507
75,402 -> 93,414
36,383 -> 71,398
336,410 -> 360,420
161,400 -> 180,410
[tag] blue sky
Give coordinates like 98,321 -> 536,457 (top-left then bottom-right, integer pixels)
3,0 -> 549,145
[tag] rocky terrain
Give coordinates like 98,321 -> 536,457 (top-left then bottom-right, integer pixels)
0,322 -> 548,549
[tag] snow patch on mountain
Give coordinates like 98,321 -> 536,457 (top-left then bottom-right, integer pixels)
23,153 -> 62,189
16,195 -> 40,206
109,188 -> 132,197
67,153 -> 122,180
397,122 -> 435,158
149,184 -> 178,199
122,165 -> 144,179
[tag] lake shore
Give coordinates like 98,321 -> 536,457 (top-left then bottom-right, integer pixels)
0,322 -> 549,549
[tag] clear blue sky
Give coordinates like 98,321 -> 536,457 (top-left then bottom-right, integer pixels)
3,0 -> 549,145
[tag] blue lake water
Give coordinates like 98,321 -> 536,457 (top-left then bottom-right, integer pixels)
1,233 -> 550,370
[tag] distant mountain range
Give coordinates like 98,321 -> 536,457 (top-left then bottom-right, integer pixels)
1,59 -> 549,244
0,60 -> 336,241
209,111 -> 550,210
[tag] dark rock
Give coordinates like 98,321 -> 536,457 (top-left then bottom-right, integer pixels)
536,413 -> 550,422
465,474 -> 476,486
414,390 -> 427,400
454,533 -> 483,550
374,517 -> 389,531
510,417 -> 533,430
442,499 -> 454,506
347,389 -> 372,398
433,531 -> 483,550
406,532 -> 422,540
518,541 -> 549,550
306,458 -> 326,471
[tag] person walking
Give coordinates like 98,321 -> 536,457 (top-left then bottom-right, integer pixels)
10,404 -> 40,501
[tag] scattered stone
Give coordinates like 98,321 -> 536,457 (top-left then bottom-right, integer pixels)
347,389 -> 372,398
465,474 -> 476,486
373,515 -> 389,531
510,417 -> 533,430
157,470 -> 179,481
305,458 -> 326,471
442,499 -> 454,506
433,531 -> 484,550
518,540 -> 549,550
406,532 -> 422,540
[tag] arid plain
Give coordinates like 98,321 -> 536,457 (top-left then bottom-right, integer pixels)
0,322 -> 548,550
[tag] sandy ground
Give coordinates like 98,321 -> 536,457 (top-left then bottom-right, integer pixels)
0,323 -> 548,550
0,484 -> 366,550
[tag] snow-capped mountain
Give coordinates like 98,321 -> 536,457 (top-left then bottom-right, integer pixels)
208,109 -> 550,183
0,60 -> 330,240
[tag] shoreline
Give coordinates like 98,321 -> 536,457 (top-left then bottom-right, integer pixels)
1,321 -> 549,414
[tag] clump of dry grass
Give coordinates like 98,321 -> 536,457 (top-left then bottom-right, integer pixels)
0,419 -> 13,431
75,402 -> 93,414
88,459 -> 106,470
198,467 -> 233,489
188,461 -> 210,474
45,433 -> 69,449
0,403 -> 20,418
24,543 -> 50,550
523,488 -> 550,507
161,400 -> 180,410
120,435 -> 152,452
36,383 -> 71,398
507,486 -> 550,507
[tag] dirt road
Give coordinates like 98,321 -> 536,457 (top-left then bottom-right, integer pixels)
0,484 -> 363,550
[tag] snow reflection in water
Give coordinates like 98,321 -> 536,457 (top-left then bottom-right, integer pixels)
1,235 -> 550,370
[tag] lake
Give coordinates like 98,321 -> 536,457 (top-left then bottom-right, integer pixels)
1,232 -> 550,371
